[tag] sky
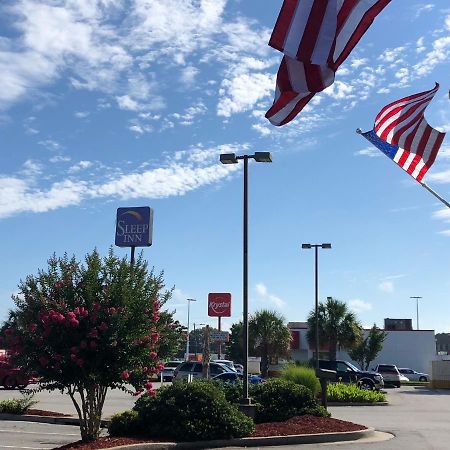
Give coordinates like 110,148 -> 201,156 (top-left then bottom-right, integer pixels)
1,0 -> 450,334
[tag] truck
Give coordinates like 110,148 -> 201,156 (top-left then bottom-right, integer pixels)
319,359 -> 384,390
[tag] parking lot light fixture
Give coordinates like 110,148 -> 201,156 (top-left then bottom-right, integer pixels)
185,298 -> 196,360
220,151 -> 272,408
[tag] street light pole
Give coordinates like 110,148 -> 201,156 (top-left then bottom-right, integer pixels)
185,298 -> 196,360
220,151 -> 272,407
410,296 -> 422,330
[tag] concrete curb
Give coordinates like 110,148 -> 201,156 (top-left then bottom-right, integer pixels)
328,401 -> 389,406
103,427 -> 375,449
0,413 -> 109,427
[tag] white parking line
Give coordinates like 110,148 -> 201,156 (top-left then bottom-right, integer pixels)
0,429 -> 79,436
0,446 -> 52,450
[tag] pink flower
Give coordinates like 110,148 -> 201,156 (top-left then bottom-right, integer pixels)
27,323 -> 38,332
87,328 -> 98,338
67,312 -> 76,320
69,319 -> 79,327
70,354 -> 77,361
121,370 -> 130,380
144,381 -> 153,391
150,367 -> 158,374
151,332 -> 160,344
149,351 -> 157,360
133,390 -> 143,397
109,307 -> 117,315
156,363 -> 165,372
89,341 -> 97,349
76,358 -> 84,367
148,389 -> 156,397
71,346 -> 79,354
99,322 -> 108,332
143,366 -> 149,373
144,307 -> 150,314
80,340 -> 88,349
153,312 -> 160,322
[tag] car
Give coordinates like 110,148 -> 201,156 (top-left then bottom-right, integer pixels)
160,361 -> 183,381
172,361 -> 232,381
234,363 -> 243,374
372,364 -> 402,387
0,358 -> 31,389
399,373 -> 410,383
211,360 -> 237,372
211,372 -> 265,384
398,368 -> 429,382
319,360 -> 384,391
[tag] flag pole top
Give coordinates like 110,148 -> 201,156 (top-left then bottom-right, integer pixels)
356,128 -> 362,134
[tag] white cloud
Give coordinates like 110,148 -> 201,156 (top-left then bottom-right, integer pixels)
414,3 -> 434,18
254,283 -> 286,309
378,281 -> 394,293
413,36 -> 450,77
38,139 -> 62,151
68,160 -> 93,173
349,299 -> 372,313
355,147 -> 382,158
74,111 -> 90,118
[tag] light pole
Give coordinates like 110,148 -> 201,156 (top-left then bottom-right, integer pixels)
220,151 -> 272,406
193,323 -> 205,357
185,298 -> 196,360
410,296 -> 422,330
302,243 -> 331,388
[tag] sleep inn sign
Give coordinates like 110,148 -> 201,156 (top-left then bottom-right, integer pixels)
115,207 -> 153,247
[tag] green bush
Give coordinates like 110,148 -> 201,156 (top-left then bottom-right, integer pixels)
108,410 -> 141,436
327,383 -> 386,403
249,379 -> 329,423
132,381 -> 254,441
280,364 -> 320,396
0,393 -> 37,414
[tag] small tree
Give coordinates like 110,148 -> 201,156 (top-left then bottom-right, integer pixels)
348,324 -> 387,370
226,322 -> 244,364
249,310 -> 291,377
307,297 -> 362,361
0,249 -> 176,442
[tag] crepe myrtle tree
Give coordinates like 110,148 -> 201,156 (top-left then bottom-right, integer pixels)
0,249 -> 176,442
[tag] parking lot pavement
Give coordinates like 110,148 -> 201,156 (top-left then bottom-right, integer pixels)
0,420 -> 80,449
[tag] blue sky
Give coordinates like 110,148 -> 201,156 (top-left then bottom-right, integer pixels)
1,1 -> 450,334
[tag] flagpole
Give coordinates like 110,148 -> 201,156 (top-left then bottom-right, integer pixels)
356,128 -> 450,210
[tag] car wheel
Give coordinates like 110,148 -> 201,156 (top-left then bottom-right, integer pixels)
3,376 -> 18,389
395,382 -> 401,388
359,380 -> 374,390
419,376 -> 428,382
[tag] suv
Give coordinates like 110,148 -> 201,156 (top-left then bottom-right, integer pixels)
372,364 -> 401,387
319,360 -> 384,391
172,361 -> 231,381
160,361 -> 184,381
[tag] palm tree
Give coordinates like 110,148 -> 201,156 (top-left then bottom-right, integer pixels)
249,310 -> 292,377
307,297 -> 362,361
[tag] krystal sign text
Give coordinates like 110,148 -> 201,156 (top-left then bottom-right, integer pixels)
208,293 -> 231,317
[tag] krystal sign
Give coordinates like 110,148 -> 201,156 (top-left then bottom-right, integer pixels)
208,293 -> 231,317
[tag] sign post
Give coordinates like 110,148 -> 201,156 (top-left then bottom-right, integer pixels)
115,207 -> 153,264
208,293 -> 231,359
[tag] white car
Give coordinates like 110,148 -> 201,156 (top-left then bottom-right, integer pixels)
212,360 -> 237,372
160,361 -> 183,381
398,368 -> 429,382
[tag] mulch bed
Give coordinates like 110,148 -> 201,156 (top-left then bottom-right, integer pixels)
27,409 -> 72,417
54,415 -> 367,450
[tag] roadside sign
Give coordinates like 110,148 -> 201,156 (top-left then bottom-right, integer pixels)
208,293 -> 231,317
210,331 -> 230,342
115,207 -> 153,247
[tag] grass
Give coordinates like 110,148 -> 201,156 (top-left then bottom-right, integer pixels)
327,383 -> 386,403
280,364 -> 321,396
0,393 -> 37,414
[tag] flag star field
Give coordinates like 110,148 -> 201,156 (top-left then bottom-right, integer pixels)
1,0 -> 450,333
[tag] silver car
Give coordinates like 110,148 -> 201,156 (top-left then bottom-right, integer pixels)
398,368 -> 429,382
160,361 -> 184,381
172,361 -> 231,381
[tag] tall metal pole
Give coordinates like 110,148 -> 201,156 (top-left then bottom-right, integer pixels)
193,323 -> 197,358
315,245 -> 319,371
130,246 -> 135,265
185,298 -> 196,360
218,316 -> 222,359
242,155 -> 249,404
410,296 -> 422,330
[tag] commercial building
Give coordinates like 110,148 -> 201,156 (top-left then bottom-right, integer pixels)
288,319 -> 435,374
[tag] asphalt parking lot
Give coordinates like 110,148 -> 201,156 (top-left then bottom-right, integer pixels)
1,385 -> 450,449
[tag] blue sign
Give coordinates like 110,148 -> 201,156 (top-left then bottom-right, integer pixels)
115,207 -> 153,247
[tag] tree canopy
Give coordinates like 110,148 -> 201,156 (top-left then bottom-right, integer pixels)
348,324 -> 387,370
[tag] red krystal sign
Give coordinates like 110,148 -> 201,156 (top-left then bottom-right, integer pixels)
208,293 -> 231,317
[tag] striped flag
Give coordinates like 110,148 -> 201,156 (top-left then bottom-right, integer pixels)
360,83 -> 445,182
266,0 -> 391,126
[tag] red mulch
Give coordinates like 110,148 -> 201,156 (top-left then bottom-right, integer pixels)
27,409 -> 72,417
54,415 -> 367,450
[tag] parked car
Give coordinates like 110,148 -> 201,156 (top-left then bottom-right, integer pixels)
211,372 -> 265,384
160,361 -> 183,381
172,361 -> 232,381
212,360 -> 237,372
319,360 -> 384,391
372,364 -> 402,387
399,373 -> 410,383
234,363 -> 243,374
398,368 -> 429,382
0,359 -> 31,389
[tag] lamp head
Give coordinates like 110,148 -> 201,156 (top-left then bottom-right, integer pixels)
253,152 -> 272,163
301,244 -> 312,249
220,153 -> 238,164
321,243 -> 332,249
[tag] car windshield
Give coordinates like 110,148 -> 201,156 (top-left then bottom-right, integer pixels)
346,362 -> 360,372
165,362 -> 181,368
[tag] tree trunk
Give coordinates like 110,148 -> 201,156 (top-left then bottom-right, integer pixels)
68,384 -> 108,441
329,341 -> 338,361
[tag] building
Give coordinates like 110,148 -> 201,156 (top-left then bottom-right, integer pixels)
288,319 -> 435,374
435,333 -> 450,355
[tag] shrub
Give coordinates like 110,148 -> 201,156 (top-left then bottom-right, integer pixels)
133,381 -> 254,441
0,393 -> 37,414
280,364 -> 320,396
109,410 -> 141,436
249,378 -> 329,423
327,383 -> 386,403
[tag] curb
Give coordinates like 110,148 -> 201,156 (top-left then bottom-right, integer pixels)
0,413 -> 109,427
328,401 -> 389,406
102,427 -> 375,449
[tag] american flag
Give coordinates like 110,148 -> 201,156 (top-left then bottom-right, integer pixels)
266,0 -> 391,126
360,83 -> 445,182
